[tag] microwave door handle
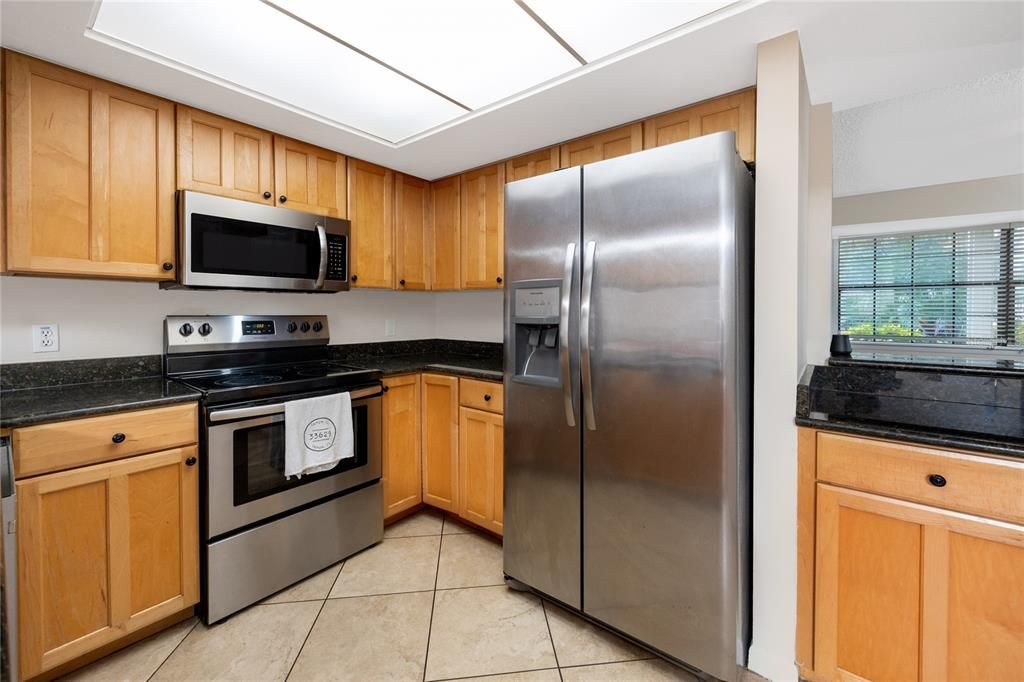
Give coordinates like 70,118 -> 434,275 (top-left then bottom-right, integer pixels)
315,223 -> 328,289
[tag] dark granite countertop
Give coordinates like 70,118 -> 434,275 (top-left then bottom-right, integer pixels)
343,354 -> 502,381
1,378 -> 201,429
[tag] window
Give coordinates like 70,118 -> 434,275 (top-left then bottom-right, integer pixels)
836,223 -> 1023,350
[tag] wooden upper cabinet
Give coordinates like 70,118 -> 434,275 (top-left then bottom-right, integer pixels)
272,135 -> 346,218
394,173 -> 431,290
347,158 -> 394,288
176,106 -> 273,204
430,176 -> 461,290
382,375 -> 422,520
17,446 -> 198,679
643,88 -> 756,161
506,146 -> 560,182
5,52 -> 175,280
559,123 -> 642,168
460,164 -> 504,289
421,374 -> 459,512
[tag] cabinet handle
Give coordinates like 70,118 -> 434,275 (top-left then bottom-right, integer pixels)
279,195 -> 287,203
263,191 -> 272,199
162,262 -> 174,271
111,432 -> 126,444
351,275 -> 358,283
496,276 -> 503,284
927,474 -> 946,487
399,279 -> 406,286
484,394 -> 492,401
185,456 -> 197,466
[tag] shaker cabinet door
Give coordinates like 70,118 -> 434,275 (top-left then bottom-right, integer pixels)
273,135 -> 347,218
458,407 -> 503,535
176,106 -> 274,204
382,375 -> 422,519
348,158 -> 394,289
394,173 -> 431,290
430,176 -> 461,290
460,164 -> 504,289
421,374 -> 459,512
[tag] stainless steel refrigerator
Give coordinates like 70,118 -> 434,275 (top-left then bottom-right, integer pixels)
503,131 -> 753,682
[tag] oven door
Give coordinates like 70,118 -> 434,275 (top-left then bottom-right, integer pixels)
179,190 -> 349,292
206,386 -> 381,539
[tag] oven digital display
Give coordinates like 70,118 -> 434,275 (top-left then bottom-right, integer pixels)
241,320 -> 276,336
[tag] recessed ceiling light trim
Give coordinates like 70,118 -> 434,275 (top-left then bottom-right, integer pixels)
260,0 -> 472,112
515,0 -> 587,66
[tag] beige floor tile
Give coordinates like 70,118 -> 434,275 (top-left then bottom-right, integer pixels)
454,670 -> 562,682
425,586 -> 556,681
289,591 -> 433,681
329,535 -> 440,598
262,562 -> 343,604
384,509 -> 444,538
560,658 -> 699,682
62,617 -> 196,682
544,602 -> 646,668
436,532 -> 505,589
151,602 -> 321,682
442,514 -> 475,535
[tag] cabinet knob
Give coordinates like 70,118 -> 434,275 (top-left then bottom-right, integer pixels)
927,474 -> 947,487
399,279 -> 406,286
263,191 -> 272,199
351,275 -> 358,283
162,262 -> 174,271
111,432 -> 126,444
484,394 -> 492,401
496,276 -> 503,284
279,195 -> 287,203
382,385 -> 389,393
185,456 -> 197,466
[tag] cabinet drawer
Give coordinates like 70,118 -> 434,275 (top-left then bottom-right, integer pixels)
459,379 -> 503,414
13,403 -> 198,478
816,432 -> 1024,524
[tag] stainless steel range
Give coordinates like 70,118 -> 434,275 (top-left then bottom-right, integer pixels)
165,314 -> 383,623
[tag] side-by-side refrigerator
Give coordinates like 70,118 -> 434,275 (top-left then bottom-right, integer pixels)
503,131 -> 753,682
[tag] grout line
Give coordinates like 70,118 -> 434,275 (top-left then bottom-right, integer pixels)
422,534 -> 444,681
434,582 -> 506,592
540,600 -> 564,682
328,587 -> 436,601
429,667 -> 561,682
146,617 -> 199,682
284,595 -> 330,681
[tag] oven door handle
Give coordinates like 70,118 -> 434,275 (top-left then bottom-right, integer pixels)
208,386 -> 382,422
314,223 -> 328,290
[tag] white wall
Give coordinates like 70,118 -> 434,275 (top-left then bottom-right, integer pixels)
832,68 -> 1024,197
803,103 -> 834,366
748,31 -> 810,682
0,276 -> 503,364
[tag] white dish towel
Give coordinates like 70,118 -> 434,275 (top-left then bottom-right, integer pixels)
284,392 -> 353,478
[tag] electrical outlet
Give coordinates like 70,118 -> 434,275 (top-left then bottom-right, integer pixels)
32,324 -> 60,353
385,319 -> 396,338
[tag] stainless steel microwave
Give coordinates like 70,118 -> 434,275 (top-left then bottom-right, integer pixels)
171,191 -> 349,292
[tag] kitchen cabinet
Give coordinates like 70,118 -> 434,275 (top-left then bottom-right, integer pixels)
430,176 -> 461,290
460,164 -> 504,289
347,158 -> 394,288
559,123 -> 642,168
421,374 -> 459,512
5,52 -> 176,280
394,173 -> 431,290
272,135 -> 346,218
12,403 -> 199,679
643,88 -> 756,161
382,375 -> 422,520
506,146 -> 560,182
797,429 -> 1024,682
176,105 -> 274,204
458,406 -> 503,536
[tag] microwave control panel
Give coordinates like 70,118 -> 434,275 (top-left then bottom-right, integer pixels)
326,234 -> 347,281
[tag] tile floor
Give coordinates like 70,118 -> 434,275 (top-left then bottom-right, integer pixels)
63,510 -> 705,682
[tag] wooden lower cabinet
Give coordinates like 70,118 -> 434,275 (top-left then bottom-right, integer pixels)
17,446 -> 198,679
382,374 -> 422,519
458,406 -> 503,535
421,374 -> 459,512
798,429 -> 1024,682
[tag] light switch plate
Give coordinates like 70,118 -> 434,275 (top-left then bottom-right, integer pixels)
32,324 -> 59,353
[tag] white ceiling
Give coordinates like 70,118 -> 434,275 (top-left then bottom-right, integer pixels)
1,1 -> 1021,179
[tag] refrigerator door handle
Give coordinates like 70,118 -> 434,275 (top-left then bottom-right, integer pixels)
581,240 -> 597,431
560,242 -> 577,427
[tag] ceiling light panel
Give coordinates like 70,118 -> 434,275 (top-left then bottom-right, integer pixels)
90,0 -> 465,142
526,0 -> 736,62
272,0 -> 582,109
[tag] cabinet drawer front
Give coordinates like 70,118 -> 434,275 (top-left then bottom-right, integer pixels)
817,432 -> 1024,524
13,403 -> 198,478
459,379 -> 503,414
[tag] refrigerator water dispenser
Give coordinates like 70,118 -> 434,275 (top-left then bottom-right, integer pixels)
510,280 -> 561,386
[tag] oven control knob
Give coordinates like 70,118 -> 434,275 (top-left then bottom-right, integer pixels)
312,321 -> 323,332
198,323 -> 213,336
300,321 -> 311,333
179,323 -> 194,337
287,322 -> 298,333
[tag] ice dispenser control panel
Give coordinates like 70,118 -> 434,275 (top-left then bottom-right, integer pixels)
510,280 -> 561,387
